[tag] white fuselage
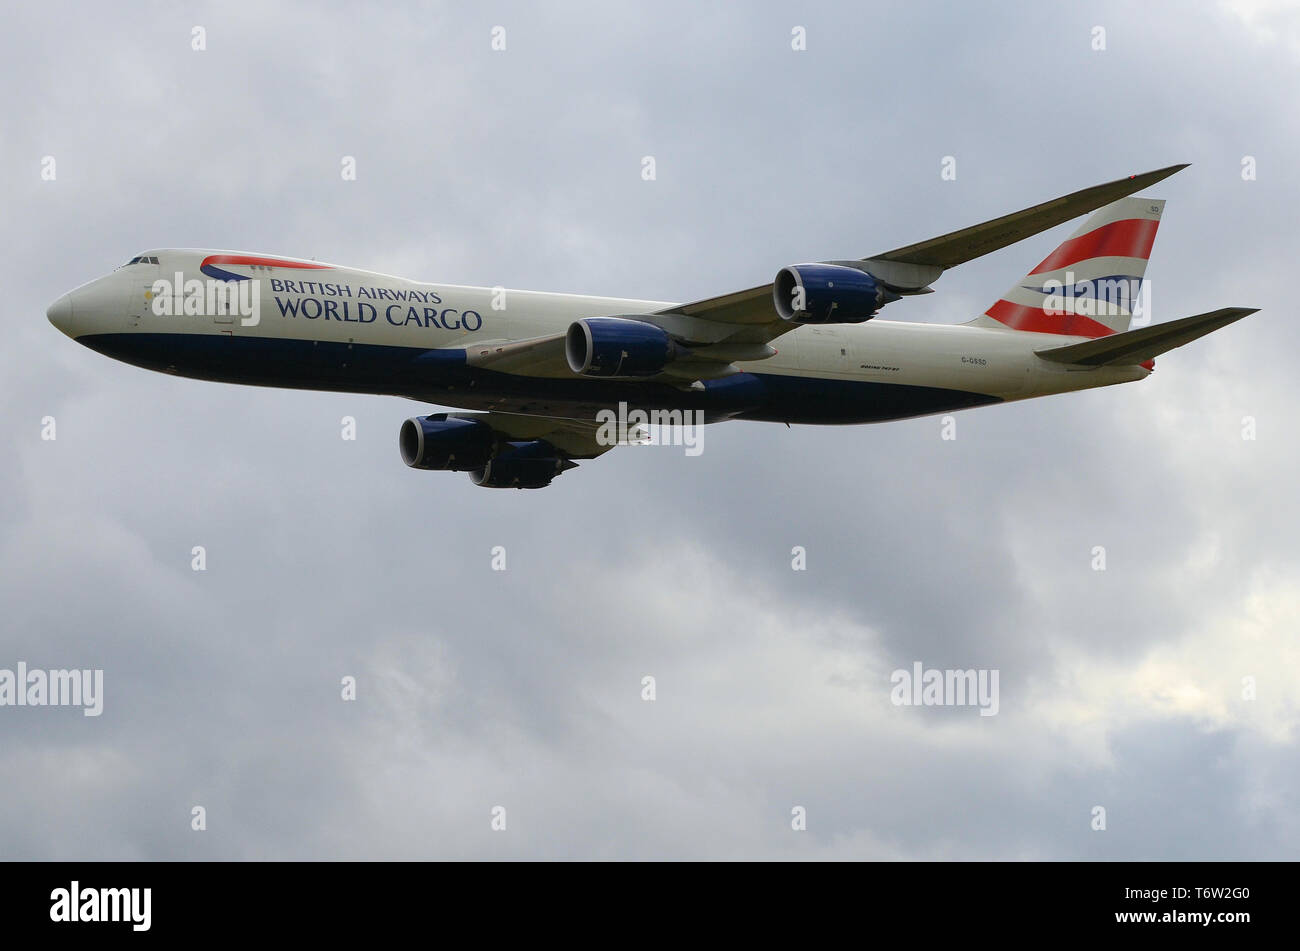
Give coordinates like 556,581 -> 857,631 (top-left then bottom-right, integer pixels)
47,249 -> 1148,425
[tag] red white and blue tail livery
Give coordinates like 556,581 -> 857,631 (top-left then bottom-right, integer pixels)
977,195 -> 1163,338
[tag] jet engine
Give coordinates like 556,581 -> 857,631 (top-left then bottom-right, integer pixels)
399,415 -> 495,471
565,316 -> 677,377
773,263 -> 901,324
470,440 -> 575,489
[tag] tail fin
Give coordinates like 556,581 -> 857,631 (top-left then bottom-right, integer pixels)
976,196 -> 1164,337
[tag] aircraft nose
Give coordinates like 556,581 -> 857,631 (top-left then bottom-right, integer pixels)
47,293 -> 75,335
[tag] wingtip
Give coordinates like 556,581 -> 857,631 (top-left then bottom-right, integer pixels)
1135,163 -> 1190,183
1215,306 -> 1259,323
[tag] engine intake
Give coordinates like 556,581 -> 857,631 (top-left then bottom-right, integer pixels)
399,415 -> 495,470
566,316 -> 675,377
773,263 -> 900,324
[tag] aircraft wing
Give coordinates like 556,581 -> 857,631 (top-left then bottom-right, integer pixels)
659,164 -> 1189,340
863,164 -> 1188,269
442,410 -> 629,459
459,166 -> 1191,381
465,333 -> 570,377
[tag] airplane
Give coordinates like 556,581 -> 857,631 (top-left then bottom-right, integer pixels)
47,164 -> 1256,488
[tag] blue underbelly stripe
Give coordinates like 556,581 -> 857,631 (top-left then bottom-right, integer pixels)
76,333 -> 1001,424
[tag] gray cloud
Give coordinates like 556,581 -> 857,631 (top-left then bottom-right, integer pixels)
1,0 -> 1296,859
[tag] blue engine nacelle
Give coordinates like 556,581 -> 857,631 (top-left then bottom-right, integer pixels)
471,440 -> 576,489
399,415 -> 495,471
772,263 -> 901,324
566,316 -> 676,377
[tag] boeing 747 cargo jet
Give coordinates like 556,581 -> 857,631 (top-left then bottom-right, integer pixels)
48,165 -> 1255,488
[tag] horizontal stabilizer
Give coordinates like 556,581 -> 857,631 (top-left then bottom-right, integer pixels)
1034,307 -> 1258,366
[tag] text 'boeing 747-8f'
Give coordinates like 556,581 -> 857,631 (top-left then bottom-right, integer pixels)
48,165 -> 1256,488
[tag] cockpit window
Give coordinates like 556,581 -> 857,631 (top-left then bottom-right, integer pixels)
122,255 -> 160,266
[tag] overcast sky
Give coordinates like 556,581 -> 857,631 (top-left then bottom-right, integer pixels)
2,0 -> 1297,859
